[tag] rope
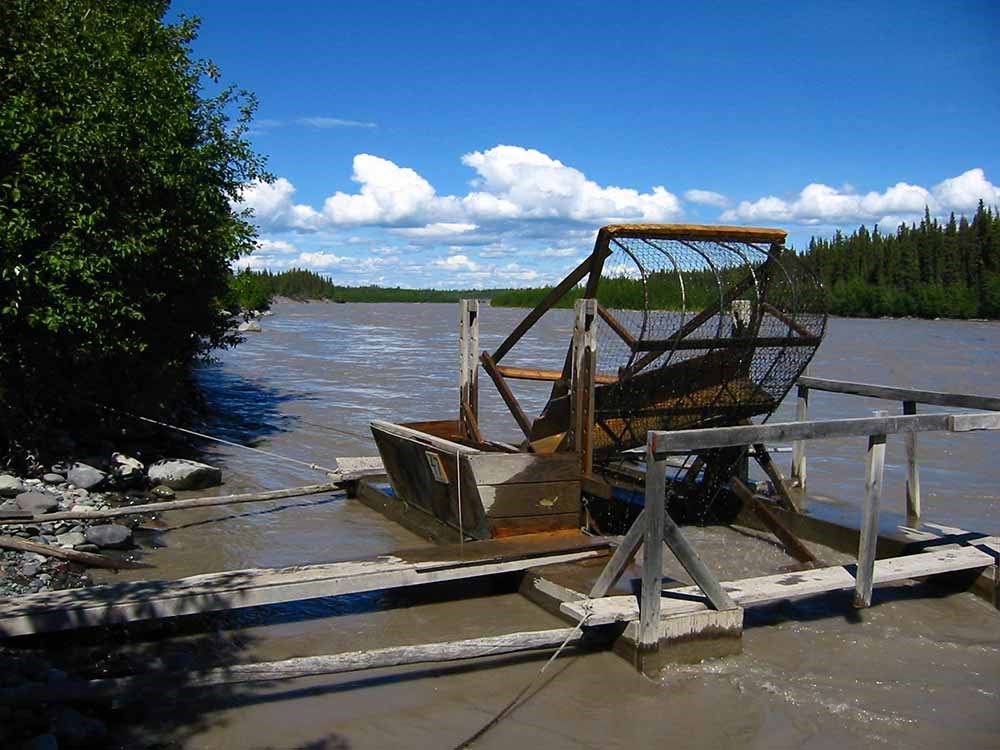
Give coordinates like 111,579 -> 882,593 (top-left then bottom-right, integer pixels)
88,402 -> 342,476
293,417 -> 375,444
453,612 -> 591,749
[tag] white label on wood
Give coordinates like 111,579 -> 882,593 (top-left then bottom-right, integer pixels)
425,452 -> 448,483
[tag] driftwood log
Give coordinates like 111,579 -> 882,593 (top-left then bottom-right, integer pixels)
0,483 -> 343,526
0,627 -> 606,705
0,535 -> 150,570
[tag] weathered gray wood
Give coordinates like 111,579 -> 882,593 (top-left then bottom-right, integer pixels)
0,483 -> 343,525
589,508 -> 646,598
0,626 -> 605,705
791,383 -> 809,489
950,411 -> 1000,431
0,536 -> 611,637
564,546 -> 995,625
639,449 -> 666,649
477,481 -> 580,517
662,512 -> 736,612
464,453 -> 580,485
903,401 -> 921,519
797,376 -> 1000,411
649,411 -> 991,454
0,535 -> 151,570
854,415 -> 887,608
370,420 -> 478,454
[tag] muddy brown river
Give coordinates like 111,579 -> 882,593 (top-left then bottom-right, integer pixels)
93,304 -> 999,747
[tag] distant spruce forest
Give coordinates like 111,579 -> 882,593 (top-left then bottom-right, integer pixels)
234,203 -> 1000,320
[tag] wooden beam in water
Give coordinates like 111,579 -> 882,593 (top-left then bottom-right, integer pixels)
0,533 -> 611,637
729,479 -> 819,566
563,545 -> 996,626
0,626 -> 612,705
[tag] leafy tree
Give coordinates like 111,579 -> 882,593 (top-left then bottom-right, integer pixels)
0,0 -> 268,453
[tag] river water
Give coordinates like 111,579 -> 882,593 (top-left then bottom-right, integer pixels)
102,303 -> 998,748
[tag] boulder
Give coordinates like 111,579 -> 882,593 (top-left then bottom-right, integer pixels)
15,492 -> 59,515
84,524 -> 132,549
237,320 -> 262,333
0,474 -> 23,498
151,484 -> 176,499
42,473 -> 65,485
147,459 -> 222,490
110,452 -> 144,484
56,532 -> 87,548
66,463 -> 106,491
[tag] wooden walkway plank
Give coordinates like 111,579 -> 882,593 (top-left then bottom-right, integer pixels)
562,545 -> 995,626
0,533 -> 611,638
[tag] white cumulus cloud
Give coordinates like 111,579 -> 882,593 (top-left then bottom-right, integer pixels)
430,254 -> 481,272
322,154 -> 460,226
684,189 -> 730,208
460,145 -> 683,222
722,168 -> 998,226
239,178 -> 324,231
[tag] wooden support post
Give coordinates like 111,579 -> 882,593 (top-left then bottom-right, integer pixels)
589,508 -> 646,598
903,400 -> 921,520
854,410 -> 888,608
458,299 -> 480,441
729,479 -> 819,566
639,444 -> 666,650
661,513 -> 737,612
571,298 -> 598,476
753,443 -> 800,512
791,382 -> 809,490
481,352 -> 534,442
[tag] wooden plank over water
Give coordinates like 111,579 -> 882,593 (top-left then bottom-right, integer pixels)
797,376 -> 1000,411
562,546 -> 995,626
649,411 -> 1000,454
0,532 -> 611,638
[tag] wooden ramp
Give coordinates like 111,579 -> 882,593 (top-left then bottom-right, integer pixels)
0,531 -> 610,638
561,545 -> 995,628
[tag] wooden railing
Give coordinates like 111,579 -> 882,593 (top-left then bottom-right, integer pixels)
791,375 -> 1000,518
636,408 -> 1000,642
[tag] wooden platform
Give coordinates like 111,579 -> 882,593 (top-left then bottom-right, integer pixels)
561,545 -> 995,627
0,531 -> 610,638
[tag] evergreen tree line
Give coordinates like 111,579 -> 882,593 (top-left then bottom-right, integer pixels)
237,203 -> 1000,321
804,201 -> 1000,319
231,267 -> 505,305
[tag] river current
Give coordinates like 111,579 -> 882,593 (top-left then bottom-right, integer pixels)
100,303 -> 999,748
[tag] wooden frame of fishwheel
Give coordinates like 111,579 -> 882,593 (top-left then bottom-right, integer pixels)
473,224 -> 823,502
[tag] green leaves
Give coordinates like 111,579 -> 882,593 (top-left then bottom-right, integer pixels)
0,0 -> 269,448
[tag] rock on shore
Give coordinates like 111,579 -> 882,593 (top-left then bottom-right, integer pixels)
147,458 -> 222,490
0,451 -> 223,599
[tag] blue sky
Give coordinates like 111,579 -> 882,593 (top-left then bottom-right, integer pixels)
171,0 -> 1000,288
